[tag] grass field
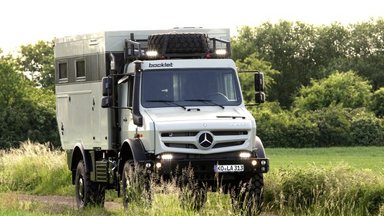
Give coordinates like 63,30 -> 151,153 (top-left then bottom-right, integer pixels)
1,142 -> 383,215
267,146 -> 384,174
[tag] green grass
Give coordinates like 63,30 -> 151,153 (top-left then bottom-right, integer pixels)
267,146 -> 384,174
1,142 -> 384,215
0,140 -> 72,195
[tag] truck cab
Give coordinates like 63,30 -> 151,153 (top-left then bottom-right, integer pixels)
55,28 -> 268,213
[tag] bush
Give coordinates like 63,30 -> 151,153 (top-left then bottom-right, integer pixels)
252,102 -> 291,147
370,87 -> 384,117
253,102 -> 384,147
350,111 -> 384,146
252,102 -> 319,147
283,114 -> 319,148
293,71 -> 372,111
309,105 -> 352,147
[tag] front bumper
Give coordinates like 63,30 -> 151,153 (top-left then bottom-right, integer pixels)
153,152 -> 269,182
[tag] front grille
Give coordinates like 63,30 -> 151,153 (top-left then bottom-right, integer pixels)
161,132 -> 198,137
212,141 -> 244,148
164,143 -> 198,149
160,130 -> 249,150
212,131 -> 248,136
161,131 -> 247,137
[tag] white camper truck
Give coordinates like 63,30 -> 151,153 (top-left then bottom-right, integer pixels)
55,28 -> 269,212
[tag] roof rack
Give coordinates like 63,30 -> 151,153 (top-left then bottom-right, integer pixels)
124,32 -> 231,63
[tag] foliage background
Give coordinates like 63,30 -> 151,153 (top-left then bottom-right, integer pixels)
1,19 -> 384,148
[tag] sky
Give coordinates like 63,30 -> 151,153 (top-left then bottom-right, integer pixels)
0,0 -> 383,53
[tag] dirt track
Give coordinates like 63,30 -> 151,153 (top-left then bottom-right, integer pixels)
9,193 -> 277,216
15,194 -> 121,210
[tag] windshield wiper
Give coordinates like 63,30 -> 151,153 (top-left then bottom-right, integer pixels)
145,100 -> 186,110
184,99 -> 225,109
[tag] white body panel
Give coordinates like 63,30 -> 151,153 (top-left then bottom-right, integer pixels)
56,82 -> 110,150
123,58 -> 257,155
145,106 -> 256,155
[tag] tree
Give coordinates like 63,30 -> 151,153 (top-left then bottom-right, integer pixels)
233,21 -> 323,107
293,71 -> 372,112
236,53 -> 280,103
344,19 -> 384,89
231,26 -> 257,61
0,56 -> 27,148
313,23 -> 350,77
17,40 -> 55,91
0,54 -> 59,149
0,55 -> 26,108
232,19 -> 384,108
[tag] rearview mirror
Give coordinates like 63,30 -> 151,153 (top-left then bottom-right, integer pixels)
102,77 -> 112,96
101,96 -> 112,108
254,72 -> 264,92
255,92 -> 265,104
254,72 -> 265,103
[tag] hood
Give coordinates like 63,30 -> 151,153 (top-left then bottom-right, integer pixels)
144,106 -> 251,123
145,106 -> 256,155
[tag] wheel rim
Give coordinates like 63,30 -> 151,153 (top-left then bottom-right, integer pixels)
124,170 -> 131,200
78,177 -> 84,202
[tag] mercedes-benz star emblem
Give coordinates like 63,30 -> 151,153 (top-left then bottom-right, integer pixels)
198,132 -> 214,148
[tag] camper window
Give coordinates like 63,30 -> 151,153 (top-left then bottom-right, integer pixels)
58,62 -> 68,81
75,59 -> 86,80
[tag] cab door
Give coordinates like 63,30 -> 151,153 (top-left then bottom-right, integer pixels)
119,76 -> 134,142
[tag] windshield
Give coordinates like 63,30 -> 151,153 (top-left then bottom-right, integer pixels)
141,68 -> 242,108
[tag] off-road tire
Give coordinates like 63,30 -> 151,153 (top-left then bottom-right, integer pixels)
148,33 -> 209,55
231,173 -> 264,215
75,160 -> 105,208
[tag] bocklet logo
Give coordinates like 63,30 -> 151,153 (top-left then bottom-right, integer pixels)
148,62 -> 173,68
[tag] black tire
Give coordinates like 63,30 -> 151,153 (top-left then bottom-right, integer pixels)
148,33 -> 209,55
75,160 -> 105,208
231,173 -> 264,215
122,160 -> 151,209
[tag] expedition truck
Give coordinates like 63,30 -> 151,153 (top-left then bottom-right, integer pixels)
54,28 -> 269,212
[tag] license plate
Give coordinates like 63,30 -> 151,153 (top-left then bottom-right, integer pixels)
214,164 -> 244,173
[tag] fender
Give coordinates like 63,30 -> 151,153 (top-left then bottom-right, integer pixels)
254,136 -> 267,158
118,138 -> 148,173
68,143 -> 93,184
